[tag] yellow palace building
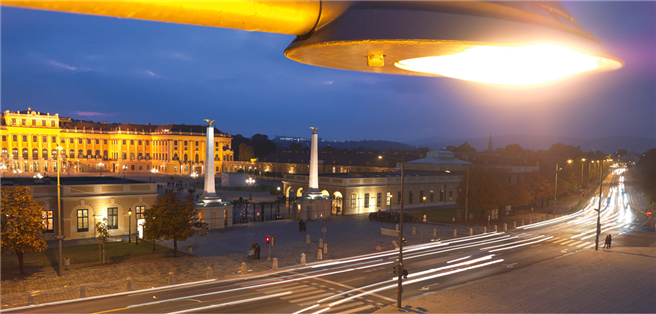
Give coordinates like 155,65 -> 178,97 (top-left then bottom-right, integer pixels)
1,108 -> 233,176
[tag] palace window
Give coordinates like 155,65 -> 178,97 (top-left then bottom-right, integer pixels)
1,135 -> 5,142
42,149 -> 48,159
184,141 -> 188,146
32,119 -> 36,126
174,140 -> 178,145
419,190 -> 424,202
107,207 -> 118,229
130,140 -> 134,145
87,139 -> 91,144
87,149 -> 92,157
51,149 -> 57,159
351,194 -> 357,209
12,148 -> 18,159
52,136 -> 56,143
70,138 -> 74,143
79,149 -> 84,158
398,191 -> 402,205
440,189 -> 444,202
70,150 -> 75,158
79,138 -> 83,144
364,193 -> 370,208
43,210 -> 54,233
77,209 -> 89,232
122,139 -> 126,145
375,193 -> 381,208
95,139 -> 99,144
22,148 -> 28,159
409,191 -> 414,204
32,149 -> 38,159
145,140 -> 149,145
131,165 -> 135,170
51,121 -> 56,127
430,190 -> 434,202
22,135 -> 27,142
21,119 -> 26,125
11,118 -> 16,125
42,136 -> 47,143
12,135 -> 17,142
33,135 -> 37,142
449,188 -> 453,201
135,206 -> 145,219
42,120 -> 46,127
104,139 -> 108,144
61,138 -> 65,144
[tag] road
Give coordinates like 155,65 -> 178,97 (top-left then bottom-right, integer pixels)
5,166 -> 646,314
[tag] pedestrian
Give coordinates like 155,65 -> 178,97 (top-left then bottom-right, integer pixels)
299,219 -> 304,232
301,220 -> 307,232
603,234 -> 609,248
607,234 -> 612,249
254,242 -> 261,259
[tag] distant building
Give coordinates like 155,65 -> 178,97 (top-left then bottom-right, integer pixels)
1,176 -> 157,240
283,151 -> 470,215
0,108 -> 234,176
487,134 -> 493,152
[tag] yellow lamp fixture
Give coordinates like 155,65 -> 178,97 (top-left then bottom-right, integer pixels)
2,1 -> 623,85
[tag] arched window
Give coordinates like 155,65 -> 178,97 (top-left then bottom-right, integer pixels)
195,154 -> 199,163
2,147 -> 7,156
87,149 -> 92,158
32,148 -> 38,159
103,150 -> 108,159
22,148 -> 28,159
78,149 -> 84,158
70,149 -> 75,158
42,149 -> 48,159
12,148 -> 19,159
51,149 -> 57,159
173,153 -> 178,160
95,150 -> 100,158
184,154 -> 188,162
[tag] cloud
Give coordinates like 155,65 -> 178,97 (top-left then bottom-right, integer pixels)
140,70 -> 168,79
167,52 -> 193,62
322,81 -> 334,85
74,111 -> 114,117
47,60 -> 78,71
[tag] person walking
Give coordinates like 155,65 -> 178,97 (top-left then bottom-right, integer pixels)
254,242 -> 261,259
603,235 -> 609,248
299,219 -> 304,232
301,220 -> 307,232
607,234 -> 612,249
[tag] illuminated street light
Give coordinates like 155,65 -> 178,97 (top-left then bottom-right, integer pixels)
97,162 -> 104,177
246,177 -> 256,200
3,1 -> 623,86
122,165 -> 127,178
56,145 -> 64,277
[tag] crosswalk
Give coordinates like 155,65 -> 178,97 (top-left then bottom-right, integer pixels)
255,281 -> 386,313
545,237 -> 594,248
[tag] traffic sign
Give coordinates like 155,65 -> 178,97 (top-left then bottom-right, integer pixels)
648,210 -> 652,216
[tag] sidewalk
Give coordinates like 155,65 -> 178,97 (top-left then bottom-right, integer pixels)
375,235 -> 656,313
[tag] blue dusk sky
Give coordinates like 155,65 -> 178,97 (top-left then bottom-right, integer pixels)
1,2 -> 655,143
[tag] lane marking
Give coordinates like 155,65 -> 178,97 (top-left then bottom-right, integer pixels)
288,292 -> 334,303
281,290 -> 329,300
341,304 -> 375,314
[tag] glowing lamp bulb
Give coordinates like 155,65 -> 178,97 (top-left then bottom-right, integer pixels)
394,44 -> 607,85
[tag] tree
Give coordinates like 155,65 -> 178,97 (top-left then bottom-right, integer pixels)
635,148 -> 656,201
251,134 -> 277,158
289,142 -> 303,153
142,190 -> 196,257
524,173 -> 553,207
321,146 -> 334,153
1,187 -> 48,274
95,218 -> 110,264
507,181 -> 532,208
456,167 -> 508,215
549,143 -> 583,158
238,143 -> 255,161
504,144 -> 524,156
232,134 -> 251,160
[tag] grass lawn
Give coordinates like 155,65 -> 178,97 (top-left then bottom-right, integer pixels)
1,241 -> 173,270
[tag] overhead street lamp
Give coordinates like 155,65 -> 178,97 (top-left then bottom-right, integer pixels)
128,208 -> 132,244
246,177 -> 256,200
579,158 -> 586,204
122,165 -> 127,178
3,1 -> 622,86
98,162 -> 104,177
55,145 -> 64,277
378,153 -> 406,308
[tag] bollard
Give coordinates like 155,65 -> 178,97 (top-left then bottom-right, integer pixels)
504,223 -> 508,231
513,221 -> 517,229
520,220 -> 524,226
206,266 -> 212,279
392,241 -> 399,249
28,290 -> 35,305
396,224 -> 399,231
127,277 -> 133,291
483,227 -> 487,233
301,253 -> 306,265
453,229 -> 457,238
306,234 -> 310,244
272,258 -> 278,270
169,272 -> 175,285
412,227 -> 416,235
319,238 -> 323,249
241,262 -> 247,275
323,243 -> 328,254
469,228 -> 473,236
317,249 -> 323,260
494,225 -> 498,232
80,285 -> 86,298
433,229 -> 437,238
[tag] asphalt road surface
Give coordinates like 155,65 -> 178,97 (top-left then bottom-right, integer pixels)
6,167 -> 644,314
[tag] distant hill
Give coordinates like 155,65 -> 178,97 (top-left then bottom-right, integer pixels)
273,138 -> 417,151
411,134 -> 656,154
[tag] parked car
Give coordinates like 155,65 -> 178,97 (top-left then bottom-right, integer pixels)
369,211 -> 410,223
391,212 -> 414,223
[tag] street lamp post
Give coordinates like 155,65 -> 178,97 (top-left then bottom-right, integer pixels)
98,162 -> 104,177
122,165 -> 127,178
379,153 -> 406,308
595,160 -> 603,250
422,196 -> 426,221
465,165 -> 469,222
128,208 -> 132,243
56,145 -> 64,277
135,209 -> 139,245
246,177 -> 256,200
388,194 -> 392,212
579,158 -> 585,204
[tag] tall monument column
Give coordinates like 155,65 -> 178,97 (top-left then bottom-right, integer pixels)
305,127 -> 322,197
201,119 -> 218,200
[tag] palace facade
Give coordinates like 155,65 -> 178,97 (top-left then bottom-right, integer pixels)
0,109 -> 233,176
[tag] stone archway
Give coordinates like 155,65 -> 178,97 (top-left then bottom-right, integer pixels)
332,191 -> 343,215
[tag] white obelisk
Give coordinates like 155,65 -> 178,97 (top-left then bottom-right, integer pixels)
202,119 -> 218,199
305,127 -> 322,197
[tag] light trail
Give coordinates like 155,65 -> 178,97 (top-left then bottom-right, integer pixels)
447,255 -> 472,263
292,304 -> 320,314
488,236 -> 553,252
166,291 -> 292,314
479,235 -> 545,250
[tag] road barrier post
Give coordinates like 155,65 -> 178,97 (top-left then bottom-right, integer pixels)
306,234 -> 310,244
28,290 -> 35,305
469,228 -> 473,236
80,285 -> 86,298
241,262 -> 247,275
272,258 -> 278,270
323,243 -> 328,254
317,249 -> 322,260
494,225 -> 498,232
319,238 -> 323,249
169,272 -> 175,285
483,227 -> 487,233
504,223 -> 507,231
412,227 -> 416,235
513,221 -> 517,229
433,229 -> 437,237
453,229 -> 457,238
207,266 -> 212,279
127,277 -> 133,291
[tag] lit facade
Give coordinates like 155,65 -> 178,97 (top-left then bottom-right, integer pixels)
1,109 -> 233,176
